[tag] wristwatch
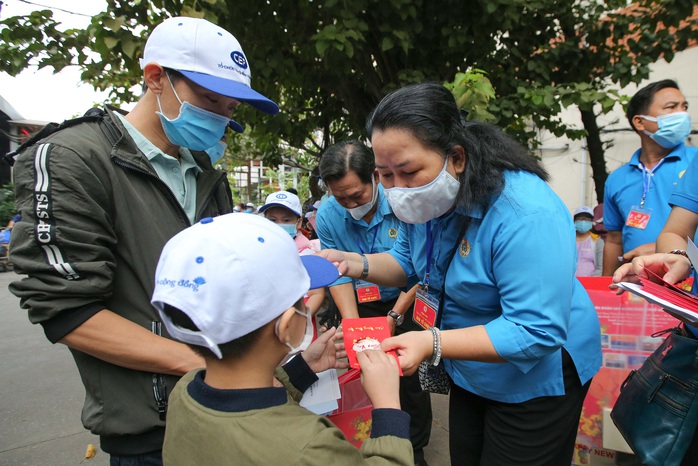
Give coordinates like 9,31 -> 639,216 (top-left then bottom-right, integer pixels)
387,310 -> 404,326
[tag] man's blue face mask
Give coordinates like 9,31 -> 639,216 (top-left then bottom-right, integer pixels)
640,112 -> 692,149
205,140 -> 227,164
156,74 -> 235,152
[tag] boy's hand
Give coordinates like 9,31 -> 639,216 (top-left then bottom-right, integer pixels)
357,349 -> 401,409
302,327 -> 348,373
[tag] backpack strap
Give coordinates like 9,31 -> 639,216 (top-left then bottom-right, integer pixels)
2,107 -> 118,167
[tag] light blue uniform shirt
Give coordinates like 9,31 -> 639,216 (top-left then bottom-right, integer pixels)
115,113 -> 202,223
669,154 -> 698,337
316,185 -> 402,301
670,151 -> 698,214
388,170 -> 602,403
604,143 -> 697,253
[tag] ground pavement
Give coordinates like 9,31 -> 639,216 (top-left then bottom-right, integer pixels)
0,269 -> 450,465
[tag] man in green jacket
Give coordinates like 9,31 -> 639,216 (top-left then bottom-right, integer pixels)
8,16 -> 278,464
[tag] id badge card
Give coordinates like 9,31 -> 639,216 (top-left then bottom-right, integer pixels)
355,280 -> 381,303
412,288 -> 439,329
625,206 -> 652,230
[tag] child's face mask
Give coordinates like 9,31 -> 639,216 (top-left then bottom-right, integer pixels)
278,223 -> 298,237
276,307 -> 313,356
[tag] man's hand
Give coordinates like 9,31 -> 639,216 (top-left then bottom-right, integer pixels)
610,252 -> 693,294
315,249 -> 353,277
621,242 -> 656,263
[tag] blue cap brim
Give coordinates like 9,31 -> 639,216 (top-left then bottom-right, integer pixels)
179,70 -> 280,115
301,255 -> 339,289
228,120 -> 244,133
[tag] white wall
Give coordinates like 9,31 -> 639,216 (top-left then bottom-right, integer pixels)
540,46 -> 698,214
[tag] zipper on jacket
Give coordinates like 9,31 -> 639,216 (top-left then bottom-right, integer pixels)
196,171 -> 229,220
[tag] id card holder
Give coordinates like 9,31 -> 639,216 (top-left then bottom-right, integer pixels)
412,288 -> 439,329
625,205 -> 652,230
355,280 -> 381,303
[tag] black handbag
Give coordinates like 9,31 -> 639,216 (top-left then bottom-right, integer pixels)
611,327 -> 698,466
417,359 -> 452,394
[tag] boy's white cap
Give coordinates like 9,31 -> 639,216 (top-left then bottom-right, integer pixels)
140,16 -> 279,115
151,214 -> 338,358
258,191 -> 302,217
574,206 -> 594,217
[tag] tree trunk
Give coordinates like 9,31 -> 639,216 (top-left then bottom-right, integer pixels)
580,108 -> 609,204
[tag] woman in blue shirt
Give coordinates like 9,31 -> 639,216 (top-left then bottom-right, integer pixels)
321,83 -> 602,465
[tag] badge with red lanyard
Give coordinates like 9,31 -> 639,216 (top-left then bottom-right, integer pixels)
626,160 -> 664,230
413,221 -> 440,329
354,225 -> 381,303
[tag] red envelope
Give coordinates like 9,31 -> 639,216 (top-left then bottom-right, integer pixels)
342,317 -> 402,375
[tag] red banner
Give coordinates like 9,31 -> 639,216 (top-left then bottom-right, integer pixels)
573,276 -> 685,464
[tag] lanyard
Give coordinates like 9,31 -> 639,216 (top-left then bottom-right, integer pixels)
424,221 -> 435,293
353,224 -> 380,255
423,217 -> 471,310
638,158 -> 665,208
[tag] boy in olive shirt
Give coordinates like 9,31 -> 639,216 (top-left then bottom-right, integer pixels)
151,213 -> 413,465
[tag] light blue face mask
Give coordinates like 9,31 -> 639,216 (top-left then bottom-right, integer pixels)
641,112 -> 692,149
156,75 -> 231,151
278,223 -> 298,237
205,140 -> 227,164
574,220 -> 593,234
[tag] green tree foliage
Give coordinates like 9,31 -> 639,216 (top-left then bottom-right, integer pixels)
480,0 -> 697,200
0,183 -> 17,226
1,0 -> 696,201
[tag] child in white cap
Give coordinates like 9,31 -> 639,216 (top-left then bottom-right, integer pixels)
151,214 -> 412,465
260,190 -> 320,255
573,206 -> 604,276
260,190 -> 325,318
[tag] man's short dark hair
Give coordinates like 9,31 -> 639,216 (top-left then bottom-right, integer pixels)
161,304 -> 263,360
626,79 -> 680,132
319,140 -> 375,185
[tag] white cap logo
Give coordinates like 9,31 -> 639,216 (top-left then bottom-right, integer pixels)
231,51 -> 248,69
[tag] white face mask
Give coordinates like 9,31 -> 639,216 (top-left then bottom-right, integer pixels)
276,307 -> 314,356
347,177 -> 378,220
384,157 -> 460,224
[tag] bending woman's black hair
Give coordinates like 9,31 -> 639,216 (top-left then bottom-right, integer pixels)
366,82 -> 548,214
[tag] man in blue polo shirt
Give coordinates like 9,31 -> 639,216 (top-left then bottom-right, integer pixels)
316,140 -> 431,466
602,79 -> 697,275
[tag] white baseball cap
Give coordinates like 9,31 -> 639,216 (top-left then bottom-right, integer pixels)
151,213 -> 338,358
574,206 -> 594,217
259,191 -> 302,217
140,17 -> 279,117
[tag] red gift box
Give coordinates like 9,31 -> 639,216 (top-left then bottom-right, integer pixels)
327,369 -> 373,448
